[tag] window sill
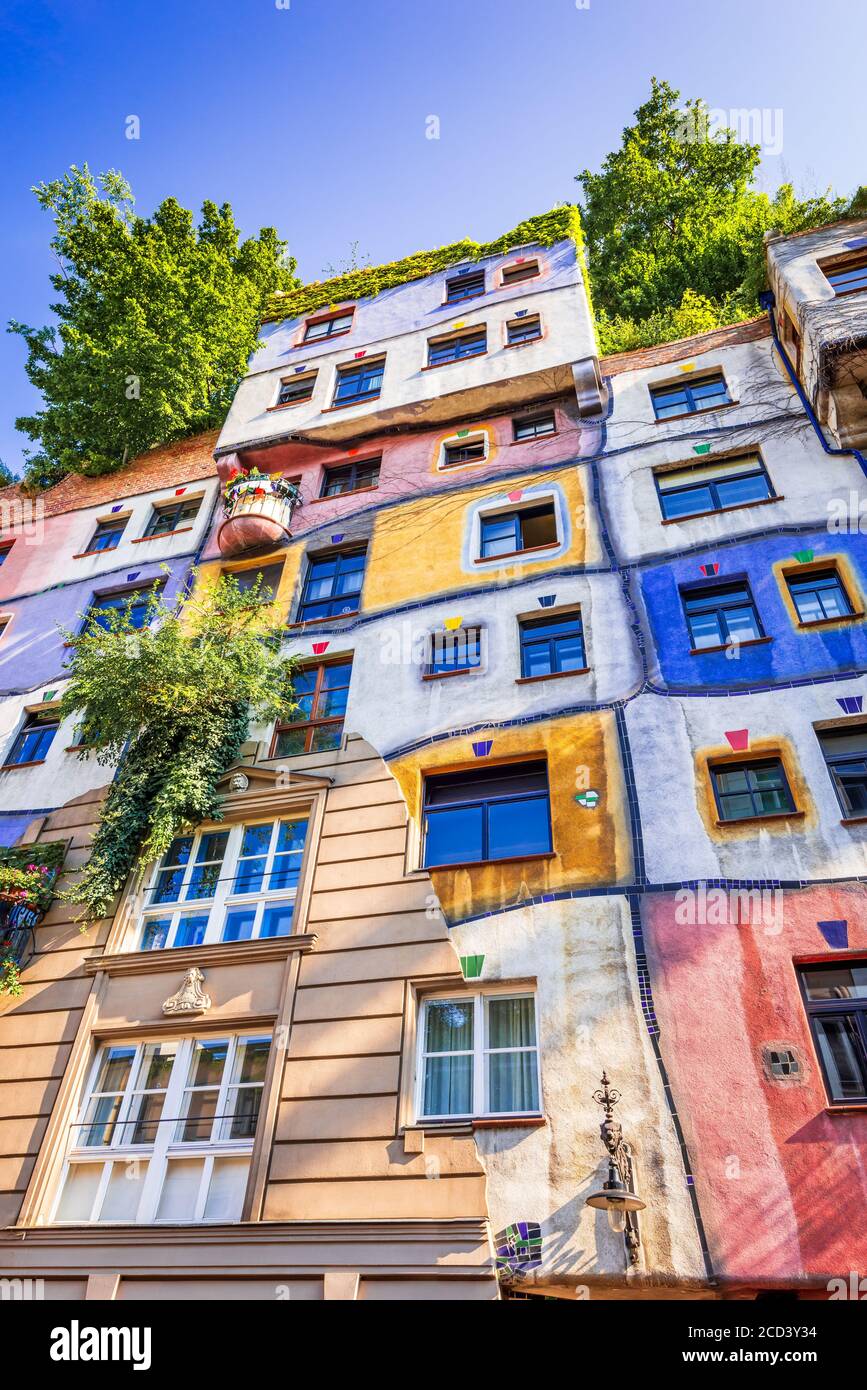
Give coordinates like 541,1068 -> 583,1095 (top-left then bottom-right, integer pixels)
0,760 -> 47,771
824,1102 -> 867,1113
301,328 -> 352,346
267,399 -> 314,412
689,636 -> 772,655
131,527 -> 193,544
286,611 -> 359,630
426,851 -> 556,872
421,667 -> 486,682
509,432 -> 558,445
414,1115 -> 546,1131
504,337 -> 542,350
652,399 -> 740,423
83,932 -> 319,978
714,811 -> 805,829
320,398 -> 382,413
307,486 -> 379,504
515,667 -> 590,685
421,351 -> 487,372
840,816 -> 867,826
794,612 -> 865,630
72,548 -> 123,559
474,540 -> 560,565
660,495 -> 783,525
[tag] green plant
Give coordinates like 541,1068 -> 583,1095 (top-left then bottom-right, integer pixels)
0,862 -> 53,905
9,165 -> 297,490
261,206 -> 585,325
0,956 -> 22,998
59,569 -> 298,923
222,468 -> 302,516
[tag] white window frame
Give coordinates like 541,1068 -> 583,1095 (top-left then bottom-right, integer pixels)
437,429 -> 490,472
415,990 -> 541,1121
132,816 -> 310,953
50,1032 -> 271,1226
470,486 -> 567,568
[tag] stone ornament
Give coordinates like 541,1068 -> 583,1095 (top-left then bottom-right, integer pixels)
162,967 -> 212,1016
229,772 -> 250,791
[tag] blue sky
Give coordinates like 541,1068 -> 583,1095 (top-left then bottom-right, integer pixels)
0,0 -> 864,475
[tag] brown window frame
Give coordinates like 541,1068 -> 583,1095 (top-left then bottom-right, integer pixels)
501,260 -> 540,287
271,659 -> 352,757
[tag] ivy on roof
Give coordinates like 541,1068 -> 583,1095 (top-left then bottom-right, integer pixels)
261,205 -> 584,325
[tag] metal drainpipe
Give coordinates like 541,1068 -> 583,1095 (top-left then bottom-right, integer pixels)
760,288 -> 867,478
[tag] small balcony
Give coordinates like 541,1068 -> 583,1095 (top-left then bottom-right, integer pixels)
217,472 -> 301,558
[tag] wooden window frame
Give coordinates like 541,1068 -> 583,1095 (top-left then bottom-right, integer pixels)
271,658 -> 352,757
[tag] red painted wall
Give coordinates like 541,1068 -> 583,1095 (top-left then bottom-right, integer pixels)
644,884 -> 867,1283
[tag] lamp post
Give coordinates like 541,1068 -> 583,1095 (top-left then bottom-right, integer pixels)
585,1071 -> 646,1266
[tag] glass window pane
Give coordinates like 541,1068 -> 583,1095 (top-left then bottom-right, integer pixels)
802,966 -> 867,1001
716,473 -> 770,508
56,1164 -> 103,1221
174,914 -> 208,948
81,1094 -> 125,1148
141,917 -> 171,951
488,997 -> 537,1049
488,796 -> 551,859
661,485 -> 714,519
488,1052 -> 540,1113
100,1160 -> 149,1221
156,1158 -> 204,1221
260,903 -> 295,937
225,1086 -> 263,1139
92,1046 -> 135,1096
425,999 -> 474,1052
425,805 -> 484,866
222,909 -> 256,942
423,1055 -> 472,1116
204,1156 -> 249,1221
188,1039 -> 229,1088
813,1016 -> 867,1100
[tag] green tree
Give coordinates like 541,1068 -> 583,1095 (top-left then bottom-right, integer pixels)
577,79 -> 857,353
9,166 -> 297,489
0,459 -> 17,488
59,571 -> 297,922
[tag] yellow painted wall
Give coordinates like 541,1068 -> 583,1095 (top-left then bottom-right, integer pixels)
389,710 -> 633,920
365,466 -> 596,614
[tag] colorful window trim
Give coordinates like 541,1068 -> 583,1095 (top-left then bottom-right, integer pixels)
138,817 -> 310,950
321,459 -> 381,497
654,454 -> 774,521
442,437 -> 487,468
650,372 -> 731,420
303,310 -> 354,342
297,547 -> 366,622
422,761 -> 552,867
479,502 -> 558,559
53,1033 -> 271,1224
418,991 -> 541,1120
272,660 -> 352,756
445,270 -> 485,303
709,757 -> 796,823
501,260 -> 540,286
821,253 -> 867,297
785,567 -> 855,625
798,961 -> 867,1103
817,724 -> 867,818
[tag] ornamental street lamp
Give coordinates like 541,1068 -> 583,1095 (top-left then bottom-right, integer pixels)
585,1071 -> 646,1266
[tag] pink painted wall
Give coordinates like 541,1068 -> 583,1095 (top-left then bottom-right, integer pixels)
644,885 -> 867,1284
201,398 -> 602,561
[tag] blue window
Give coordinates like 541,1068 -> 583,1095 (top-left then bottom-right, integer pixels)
5,711 -> 59,766
333,359 -> 384,406
681,581 -> 763,651
480,503 -> 557,559
506,315 -> 541,345
425,627 -> 484,677
85,584 -> 161,632
445,270 -> 484,303
710,758 -> 795,822
786,568 -> 854,624
798,962 -> 867,1103
85,518 -> 127,554
655,454 -> 773,521
297,547 -> 366,622
650,373 -> 731,420
423,762 -> 552,868
428,329 -> 487,367
823,255 -> 867,296
818,725 -> 867,818
519,612 -> 585,678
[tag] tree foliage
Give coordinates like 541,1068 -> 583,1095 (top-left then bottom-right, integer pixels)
9,166 -> 297,489
577,79 -> 863,354
59,572 -> 298,922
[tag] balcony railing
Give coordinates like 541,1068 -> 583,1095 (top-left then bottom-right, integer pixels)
217,473 -> 301,557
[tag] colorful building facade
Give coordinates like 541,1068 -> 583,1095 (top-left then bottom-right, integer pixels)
0,210 -> 865,1300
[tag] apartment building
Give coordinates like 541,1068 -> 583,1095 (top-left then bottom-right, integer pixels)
0,210 -> 865,1300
